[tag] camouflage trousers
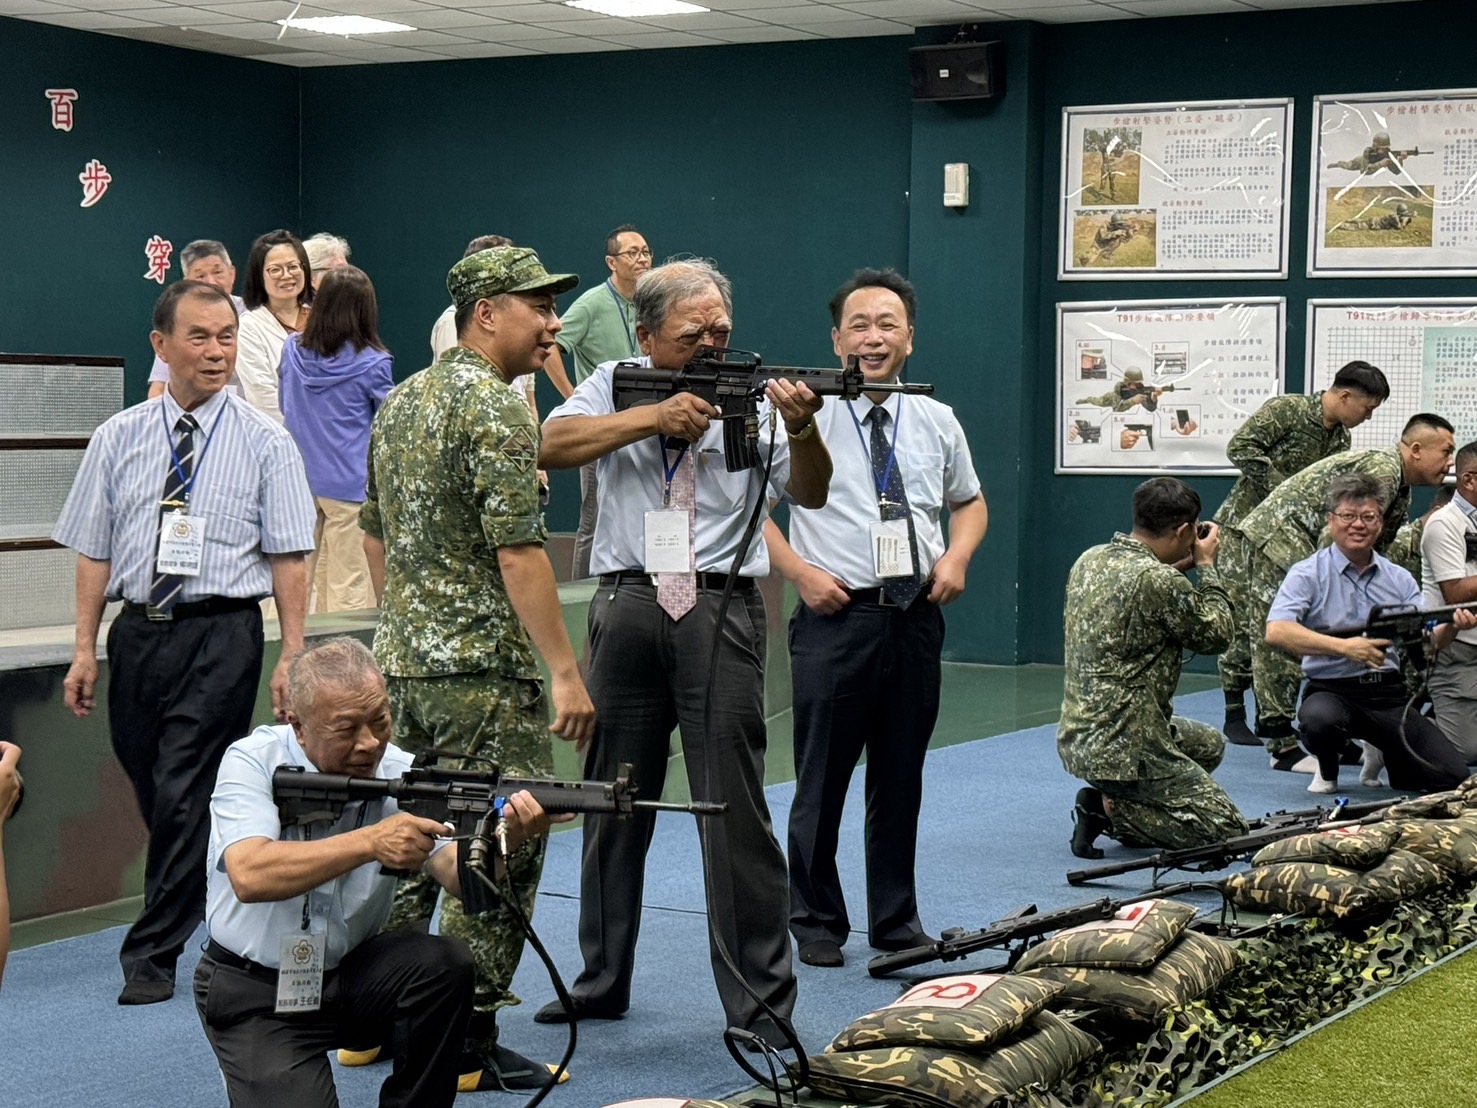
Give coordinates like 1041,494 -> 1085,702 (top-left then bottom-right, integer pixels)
1242,544 -> 1308,748
1216,528 -> 1254,703
1093,718 -> 1248,850
382,669 -> 554,1044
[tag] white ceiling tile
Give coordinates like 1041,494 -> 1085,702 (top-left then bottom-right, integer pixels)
310,27 -> 479,45
809,16 -> 912,33
312,0 -> 439,12
39,0 -> 161,8
0,0 -> 81,13
706,0 -> 816,9
107,5 -> 268,23
29,10 -> 156,26
246,49 -> 363,64
838,0 -> 986,15
371,7 -> 509,27
590,28 -> 722,43
958,0 -> 1095,8
471,2 -> 603,19
702,23 -> 819,38
195,0 -> 322,17
514,34 -> 631,50
1112,0 -> 1252,13
740,4 -> 866,21
448,20 -> 582,38
624,11 -> 762,28
418,39 -> 543,54
1025,3 -> 1135,19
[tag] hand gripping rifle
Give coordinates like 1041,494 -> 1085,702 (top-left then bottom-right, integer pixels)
867,880 -> 1207,977
1323,601 -> 1477,669
611,346 -> 934,472
1065,796 -> 1401,886
273,754 -> 726,876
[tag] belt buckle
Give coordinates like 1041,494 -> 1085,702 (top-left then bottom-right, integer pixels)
1359,670 -> 1383,684
144,605 -> 173,622
878,588 -> 897,607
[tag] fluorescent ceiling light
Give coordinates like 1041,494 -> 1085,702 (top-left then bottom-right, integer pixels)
565,0 -> 709,15
275,15 -> 415,35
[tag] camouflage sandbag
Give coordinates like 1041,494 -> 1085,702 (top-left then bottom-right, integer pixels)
1016,930 -> 1237,1022
1250,824 -> 1398,869
1385,793 -> 1466,820
1226,848 -> 1446,920
1011,898 -> 1197,973
1389,818 -> 1477,879
807,1010 -> 1100,1108
826,973 -> 1063,1054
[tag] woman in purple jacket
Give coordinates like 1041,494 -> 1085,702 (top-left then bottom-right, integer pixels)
279,265 -> 393,612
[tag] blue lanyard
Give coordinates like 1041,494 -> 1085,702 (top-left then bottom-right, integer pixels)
605,280 -> 638,357
847,396 -> 904,499
659,435 -> 689,507
160,396 -> 228,507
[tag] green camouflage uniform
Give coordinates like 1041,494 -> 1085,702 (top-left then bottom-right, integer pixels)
1228,446 -> 1410,745
1338,211 -> 1412,231
1079,369 -> 1155,413
1213,393 -> 1350,707
1327,146 -> 1397,174
1058,533 -> 1247,849
361,342 -> 554,1034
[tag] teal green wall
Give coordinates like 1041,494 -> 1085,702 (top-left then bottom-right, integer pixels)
0,17 -> 299,404
296,37 -> 914,530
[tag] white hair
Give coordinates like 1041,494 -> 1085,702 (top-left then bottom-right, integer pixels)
303,232 -> 352,272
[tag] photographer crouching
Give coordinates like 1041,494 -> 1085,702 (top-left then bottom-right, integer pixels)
194,637 -> 551,1108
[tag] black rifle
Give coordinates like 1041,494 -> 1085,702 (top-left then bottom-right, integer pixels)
274,755 -> 726,874
1390,148 -> 1431,160
1065,797 -> 1400,886
1117,381 -> 1176,412
1324,601 -> 1477,647
867,881 -> 1204,977
611,346 -> 934,471
1125,422 -> 1154,450
1074,418 -> 1101,445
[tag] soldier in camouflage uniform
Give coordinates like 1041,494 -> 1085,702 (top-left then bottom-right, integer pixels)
1228,414 -> 1456,768
1326,131 -> 1416,175
1078,366 -> 1162,413
360,246 -> 596,1090
1214,362 -> 1388,745
1059,478 -> 1248,856
1336,202 -> 1415,232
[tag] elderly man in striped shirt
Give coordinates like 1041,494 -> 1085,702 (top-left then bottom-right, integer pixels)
54,279 -> 316,1006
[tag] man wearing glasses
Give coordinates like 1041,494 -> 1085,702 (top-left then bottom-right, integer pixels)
543,225 -> 652,579
1266,473 -> 1473,795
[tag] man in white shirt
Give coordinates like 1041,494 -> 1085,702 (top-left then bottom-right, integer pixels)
146,239 -> 244,399
763,268 -> 987,968
1421,441 -> 1477,762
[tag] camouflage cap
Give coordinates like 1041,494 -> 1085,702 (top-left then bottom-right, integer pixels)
448,246 -> 578,310
1123,367 -> 1145,382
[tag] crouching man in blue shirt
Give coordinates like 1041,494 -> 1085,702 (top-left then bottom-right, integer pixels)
1266,474 -> 1476,795
194,636 -> 550,1108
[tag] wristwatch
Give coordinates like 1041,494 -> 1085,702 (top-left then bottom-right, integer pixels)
788,419 -> 817,441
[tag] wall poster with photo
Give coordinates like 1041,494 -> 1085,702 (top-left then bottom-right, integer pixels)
1310,88 -> 1477,276
1058,99 -> 1294,280
1306,300 -> 1477,450
1057,299 -> 1286,475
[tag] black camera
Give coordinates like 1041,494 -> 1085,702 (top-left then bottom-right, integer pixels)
1197,522 -> 1213,539
1465,531 -> 1477,563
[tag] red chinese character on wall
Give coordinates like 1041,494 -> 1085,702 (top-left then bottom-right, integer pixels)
79,158 -> 111,207
143,235 -> 174,284
45,88 -> 78,132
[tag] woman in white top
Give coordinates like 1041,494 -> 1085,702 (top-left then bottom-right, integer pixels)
235,229 -> 312,423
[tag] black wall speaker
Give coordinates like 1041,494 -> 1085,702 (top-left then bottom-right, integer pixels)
909,41 -> 1004,102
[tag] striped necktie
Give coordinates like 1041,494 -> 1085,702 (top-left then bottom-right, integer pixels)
147,413 -> 200,611
868,407 -> 924,609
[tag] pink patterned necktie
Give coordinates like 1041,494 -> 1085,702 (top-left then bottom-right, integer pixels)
657,448 -> 697,620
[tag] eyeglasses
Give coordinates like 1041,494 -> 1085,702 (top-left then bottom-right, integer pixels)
610,247 -> 653,261
1332,511 -> 1381,525
265,263 -> 303,278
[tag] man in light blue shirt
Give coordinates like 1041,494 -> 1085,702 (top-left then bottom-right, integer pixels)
54,280 -> 315,1005
1267,473 -> 1473,794
195,637 -> 550,1108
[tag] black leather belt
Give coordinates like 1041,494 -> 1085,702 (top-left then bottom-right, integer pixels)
598,571 -> 755,592
123,597 -> 261,623
203,939 -> 277,980
842,582 -> 934,608
1312,670 -> 1404,688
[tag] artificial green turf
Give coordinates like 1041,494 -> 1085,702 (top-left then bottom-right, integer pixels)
1190,945 -> 1477,1108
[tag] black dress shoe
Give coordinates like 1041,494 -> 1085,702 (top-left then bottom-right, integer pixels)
797,939 -> 844,967
118,979 -> 175,1005
532,996 -> 625,1024
869,931 -> 938,953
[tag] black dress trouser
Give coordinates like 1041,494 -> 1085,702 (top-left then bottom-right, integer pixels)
107,604 -> 263,985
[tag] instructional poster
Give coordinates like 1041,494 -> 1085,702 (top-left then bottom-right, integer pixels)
1057,299 -> 1286,475
1310,89 -> 1477,277
1059,98 -> 1294,280
1306,300 -> 1477,450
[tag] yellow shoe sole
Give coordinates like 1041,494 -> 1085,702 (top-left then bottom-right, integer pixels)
336,1046 -> 382,1067
457,1063 -> 569,1093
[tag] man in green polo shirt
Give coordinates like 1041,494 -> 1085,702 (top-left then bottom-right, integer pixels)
544,225 -> 651,579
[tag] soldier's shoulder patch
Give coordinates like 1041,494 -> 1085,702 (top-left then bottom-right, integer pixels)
501,425 -> 539,470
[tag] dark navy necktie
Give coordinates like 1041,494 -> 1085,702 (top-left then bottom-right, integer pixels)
147,413 -> 199,611
868,407 -> 923,609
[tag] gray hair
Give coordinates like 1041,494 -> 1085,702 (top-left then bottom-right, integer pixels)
1325,473 -> 1389,515
180,239 -> 232,271
633,258 -> 732,336
287,637 -> 382,717
303,232 -> 352,273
